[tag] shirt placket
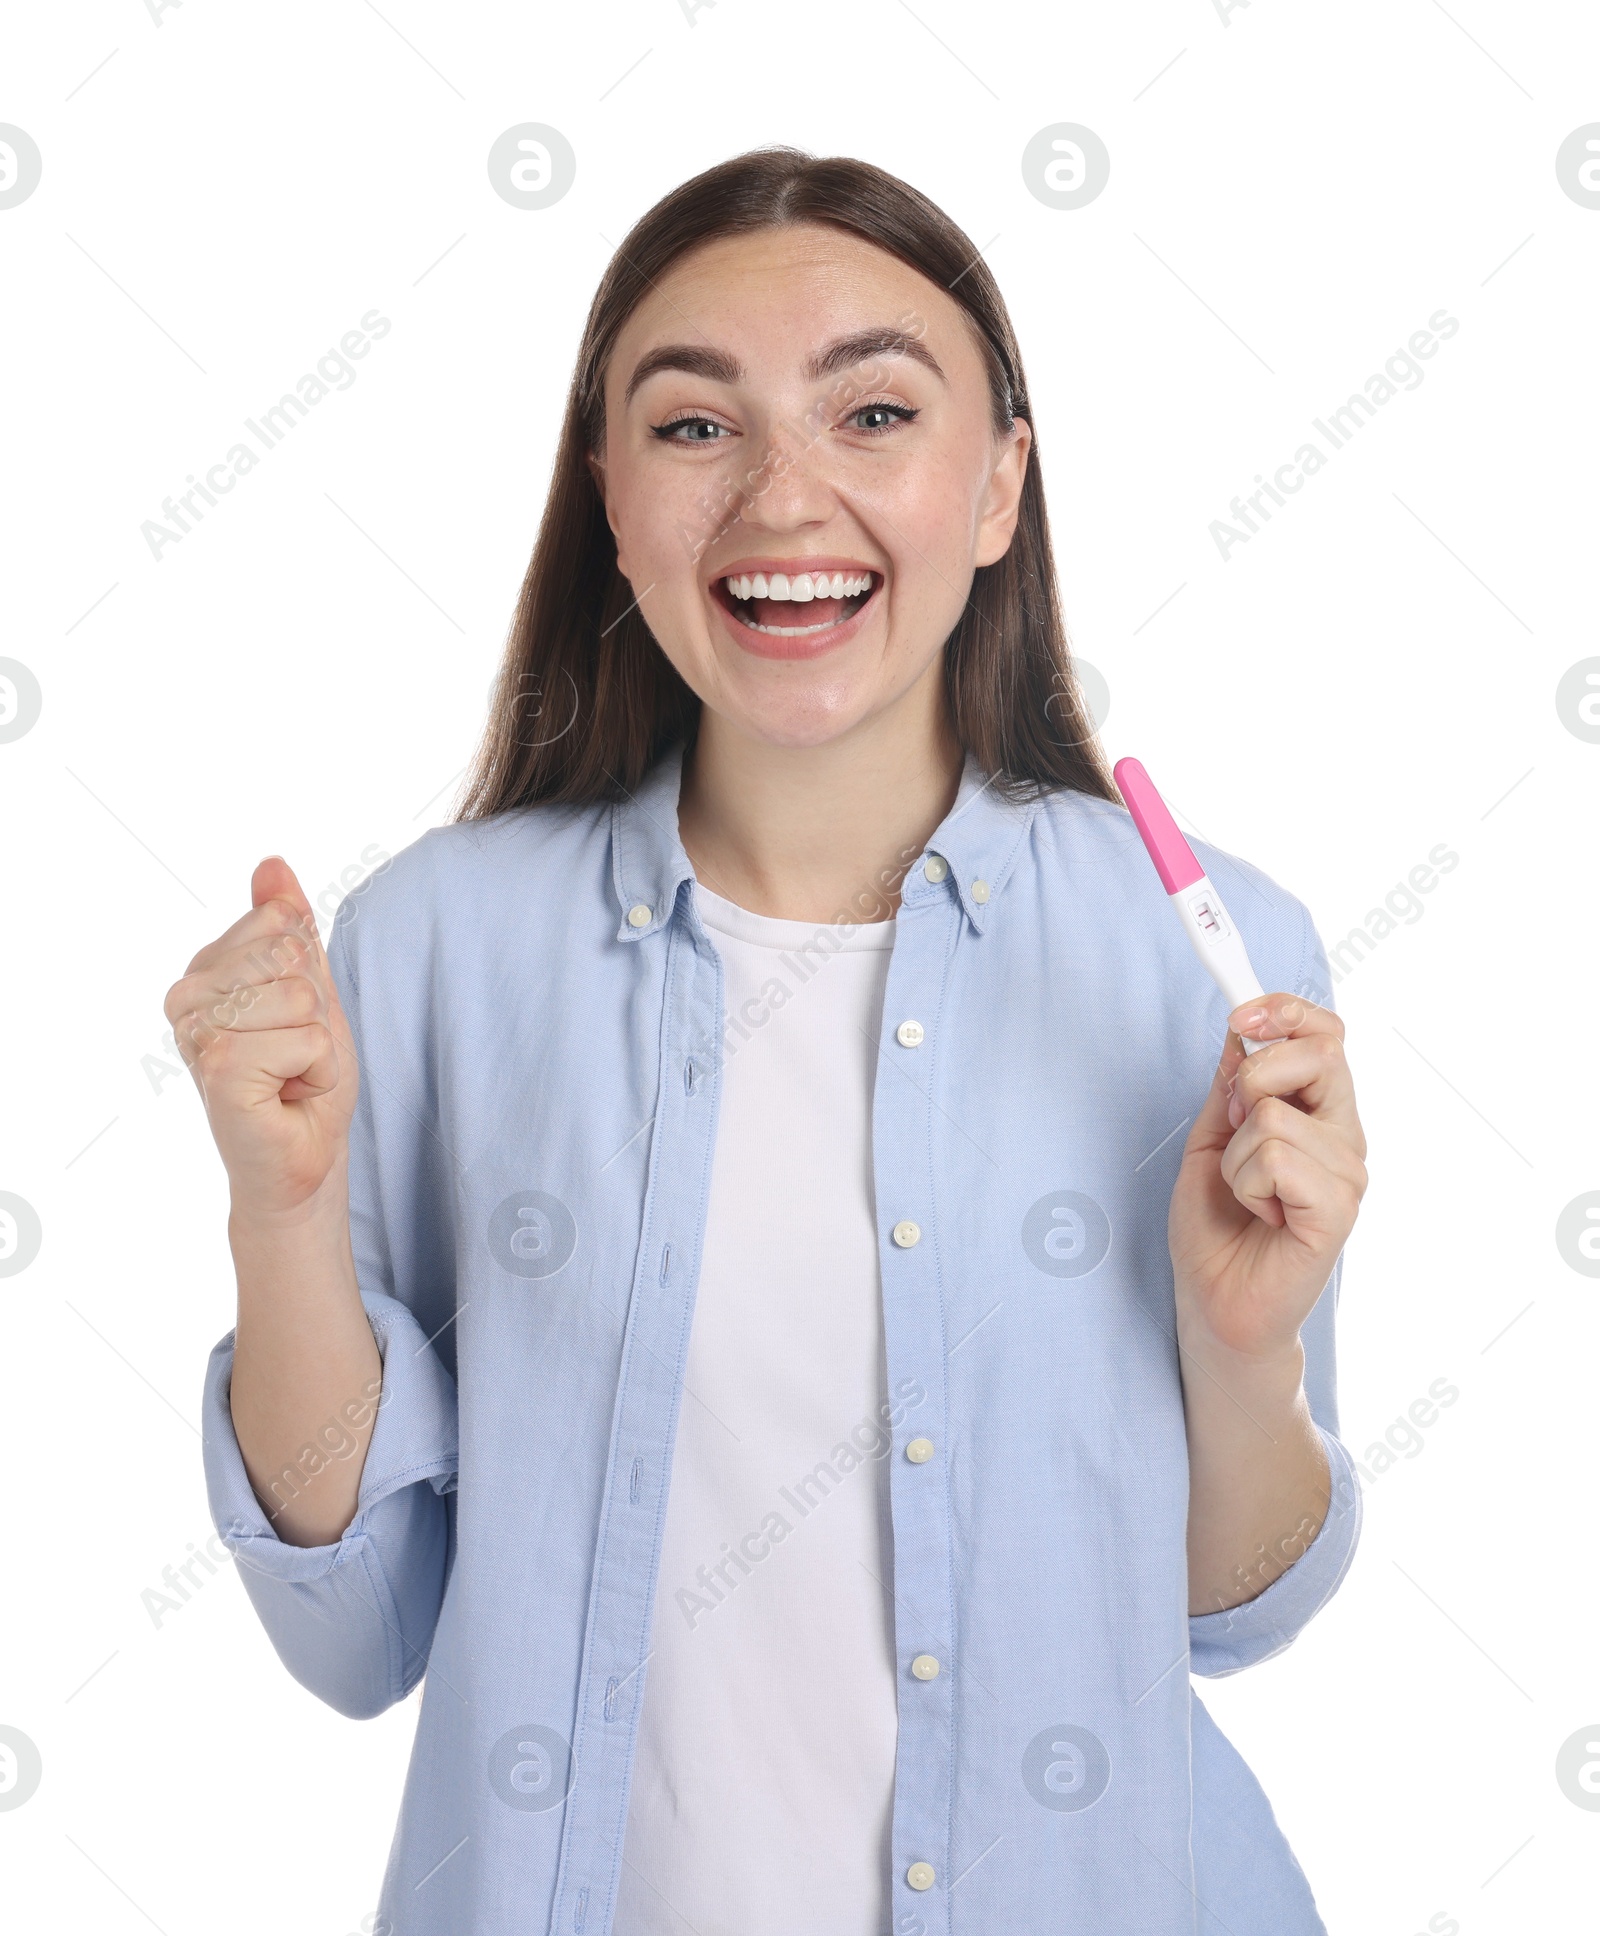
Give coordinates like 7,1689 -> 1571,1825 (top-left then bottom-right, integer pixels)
548,896 -> 726,1936
874,877 -> 962,1936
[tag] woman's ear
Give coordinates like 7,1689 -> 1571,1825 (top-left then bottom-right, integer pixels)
586,449 -> 631,572
973,416 -> 1032,569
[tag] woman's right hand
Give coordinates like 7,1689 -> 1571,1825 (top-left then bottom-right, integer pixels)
163,857 -> 359,1218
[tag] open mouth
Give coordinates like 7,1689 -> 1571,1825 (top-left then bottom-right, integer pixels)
712,568 -> 880,637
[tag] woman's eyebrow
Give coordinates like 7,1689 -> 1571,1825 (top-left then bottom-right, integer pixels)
806,328 -> 946,385
624,343 -> 740,404
623,328 -> 945,405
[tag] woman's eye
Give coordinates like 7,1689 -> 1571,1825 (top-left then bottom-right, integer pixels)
848,402 -> 918,434
653,417 -> 731,443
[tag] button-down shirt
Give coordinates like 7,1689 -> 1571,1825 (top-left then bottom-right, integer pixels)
202,745 -> 1362,1936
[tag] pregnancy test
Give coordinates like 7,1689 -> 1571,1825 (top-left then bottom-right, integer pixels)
1112,756 -> 1271,1055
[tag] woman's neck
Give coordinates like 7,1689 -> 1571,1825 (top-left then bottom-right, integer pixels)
676,672 -> 965,924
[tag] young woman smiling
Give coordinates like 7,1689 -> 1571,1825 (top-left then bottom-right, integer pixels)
174,149 -> 1367,1936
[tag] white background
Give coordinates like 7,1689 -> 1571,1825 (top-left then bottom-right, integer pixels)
3,2 -> 1597,1932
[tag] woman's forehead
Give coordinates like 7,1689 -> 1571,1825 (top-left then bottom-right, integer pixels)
611,229 -> 974,391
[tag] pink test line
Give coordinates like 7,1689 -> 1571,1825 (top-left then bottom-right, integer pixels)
1112,758 -> 1204,895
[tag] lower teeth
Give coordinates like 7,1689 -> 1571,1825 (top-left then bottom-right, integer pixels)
733,592 -> 868,635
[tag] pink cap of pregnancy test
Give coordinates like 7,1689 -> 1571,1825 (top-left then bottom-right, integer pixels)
1112,757 -> 1205,895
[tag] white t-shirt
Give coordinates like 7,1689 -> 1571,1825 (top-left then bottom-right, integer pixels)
613,882 -> 899,1936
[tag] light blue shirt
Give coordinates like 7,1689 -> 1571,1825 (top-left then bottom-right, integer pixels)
202,745 -> 1361,1936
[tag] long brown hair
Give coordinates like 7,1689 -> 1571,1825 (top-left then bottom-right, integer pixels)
456,146 -> 1117,819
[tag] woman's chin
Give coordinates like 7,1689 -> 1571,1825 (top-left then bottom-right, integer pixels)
702,677 -> 879,753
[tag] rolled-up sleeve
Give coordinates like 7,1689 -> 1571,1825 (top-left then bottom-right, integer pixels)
202,1290 -> 459,1718
1187,1413 -> 1362,1677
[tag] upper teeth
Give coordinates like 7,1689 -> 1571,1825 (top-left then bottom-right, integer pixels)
722,570 -> 873,602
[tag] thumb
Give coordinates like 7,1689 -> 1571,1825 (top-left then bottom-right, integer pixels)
1185,1026 -> 1250,1156
251,854 -> 314,924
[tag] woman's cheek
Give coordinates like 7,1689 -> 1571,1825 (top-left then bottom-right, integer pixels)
874,468 -> 978,566
664,481 -> 742,583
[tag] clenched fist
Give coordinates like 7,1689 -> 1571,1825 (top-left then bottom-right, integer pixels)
163,856 -> 358,1218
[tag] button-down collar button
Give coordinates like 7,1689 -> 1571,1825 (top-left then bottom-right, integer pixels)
971,878 -> 990,904
895,1019 -> 925,1048
923,854 -> 949,883
911,1654 -> 941,1681
626,903 -> 653,928
891,1219 -> 921,1248
905,1436 -> 935,1463
906,1863 -> 936,1891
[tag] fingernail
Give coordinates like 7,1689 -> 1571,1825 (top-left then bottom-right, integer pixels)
1236,1007 -> 1268,1033
1227,1091 -> 1245,1128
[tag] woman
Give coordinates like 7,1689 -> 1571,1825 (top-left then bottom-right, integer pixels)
172,148 -> 1367,1935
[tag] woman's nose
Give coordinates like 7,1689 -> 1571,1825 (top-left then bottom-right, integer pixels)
733,416 -> 838,529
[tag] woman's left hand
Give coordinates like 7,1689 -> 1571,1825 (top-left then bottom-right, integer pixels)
1169,992 -> 1367,1360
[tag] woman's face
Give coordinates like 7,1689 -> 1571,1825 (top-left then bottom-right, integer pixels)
592,223 -> 1031,751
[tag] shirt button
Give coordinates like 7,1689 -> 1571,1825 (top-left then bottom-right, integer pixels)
971,878 -> 990,904
923,854 -> 949,883
895,1019 -> 925,1048
905,1437 -> 935,1463
891,1220 -> 921,1248
906,1863 -> 936,1891
911,1654 -> 941,1680
626,903 -> 652,928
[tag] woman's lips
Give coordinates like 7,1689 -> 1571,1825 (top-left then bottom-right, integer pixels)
710,575 -> 879,660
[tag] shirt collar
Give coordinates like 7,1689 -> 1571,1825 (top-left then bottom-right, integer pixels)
611,741 -> 1041,941
609,743 -> 696,942
899,753 -> 1040,934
